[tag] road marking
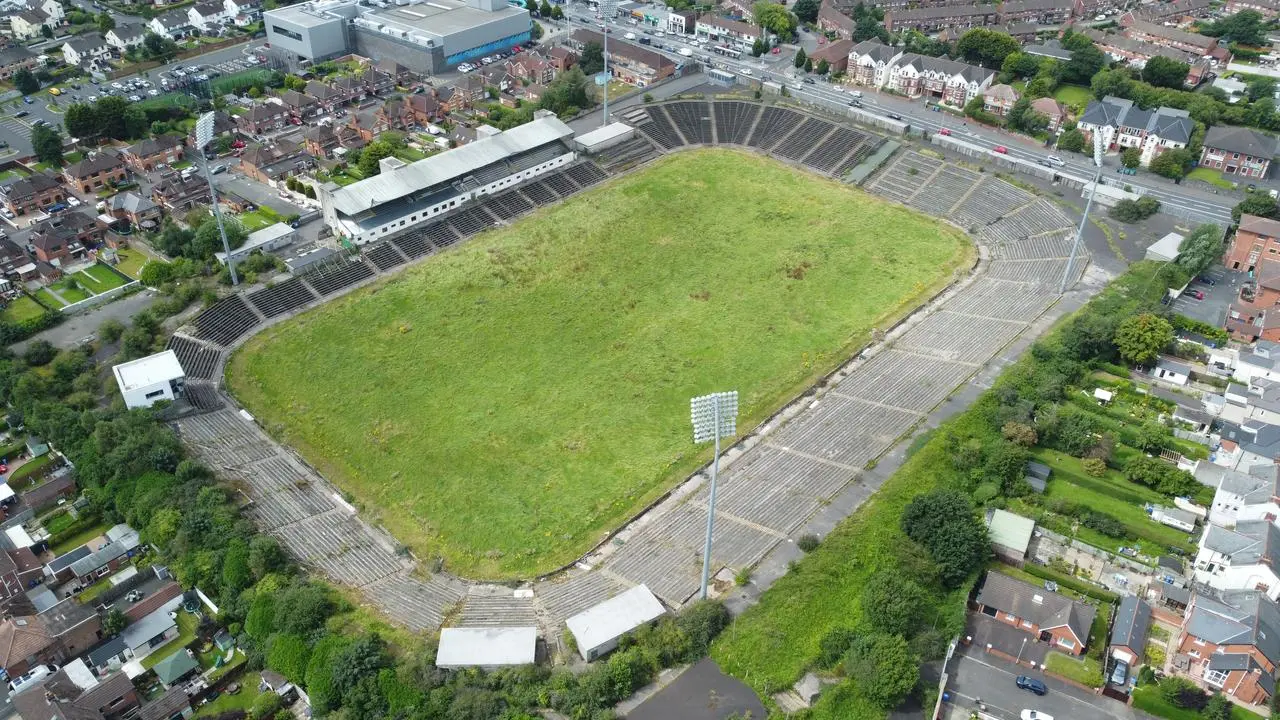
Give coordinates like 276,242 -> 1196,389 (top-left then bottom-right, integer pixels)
959,653 -> 1127,716
948,691 -> 1015,719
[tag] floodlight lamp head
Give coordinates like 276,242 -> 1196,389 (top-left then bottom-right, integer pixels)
690,391 -> 739,444
196,111 -> 217,150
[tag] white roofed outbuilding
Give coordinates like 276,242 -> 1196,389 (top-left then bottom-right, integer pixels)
112,350 -> 186,409
565,584 -> 666,661
435,627 -> 537,669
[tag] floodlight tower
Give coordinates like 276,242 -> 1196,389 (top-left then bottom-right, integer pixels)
1060,131 -> 1104,294
691,390 -> 738,600
196,110 -> 238,286
600,0 -> 617,127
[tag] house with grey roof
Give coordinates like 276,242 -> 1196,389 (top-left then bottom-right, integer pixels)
847,39 -> 904,89
1152,505 -> 1199,532
68,525 -> 139,581
1199,125 -> 1277,180
1079,95 -> 1195,166
120,595 -> 183,659
1110,595 -> 1152,666
974,571 -> 1097,655
1153,358 -> 1192,386
1176,589 -> 1280,705
1194,520 -> 1280,600
1215,419 -> 1280,473
885,53 -> 994,107
1203,462 -> 1280,527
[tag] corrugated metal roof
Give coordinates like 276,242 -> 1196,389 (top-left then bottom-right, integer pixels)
330,115 -> 574,216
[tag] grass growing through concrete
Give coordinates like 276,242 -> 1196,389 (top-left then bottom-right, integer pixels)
229,149 -> 972,579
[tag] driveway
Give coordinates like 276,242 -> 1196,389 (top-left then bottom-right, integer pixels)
967,614 -> 1049,668
625,658 -> 767,720
215,174 -> 305,218
1170,265 -> 1243,326
944,646 -> 1149,720
9,287 -> 157,353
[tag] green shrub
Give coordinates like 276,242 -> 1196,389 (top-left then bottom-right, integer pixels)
1020,563 -> 1119,603
797,533 -> 820,552
1082,458 -> 1107,477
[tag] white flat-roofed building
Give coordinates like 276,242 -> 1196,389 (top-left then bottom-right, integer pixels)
566,585 -> 665,661
5,525 -> 33,549
112,350 -> 186,409
215,222 -> 297,265
318,111 -> 575,245
435,627 -> 537,669
574,122 -> 635,154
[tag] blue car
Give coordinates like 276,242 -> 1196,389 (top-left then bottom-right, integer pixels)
21,96 -> 33,104
1016,676 -> 1047,696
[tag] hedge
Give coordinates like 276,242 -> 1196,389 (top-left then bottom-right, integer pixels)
1021,563 -> 1119,603
8,454 -> 55,488
0,440 -> 27,463
0,311 -> 64,345
46,512 -> 102,550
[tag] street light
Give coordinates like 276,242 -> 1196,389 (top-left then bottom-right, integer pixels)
1059,131 -> 1104,294
691,390 -> 738,600
196,110 -> 238,286
1016,636 -> 1028,664
599,0 -> 617,127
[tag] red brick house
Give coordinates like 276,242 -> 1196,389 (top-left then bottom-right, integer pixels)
0,598 -> 102,678
30,212 -> 103,265
1031,97 -> 1070,132
122,135 -> 184,173
1109,595 -> 1152,667
548,47 -> 577,73
375,98 -> 415,131
818,0 -> 855,38
1227,214 -> 1280,272
359,66 -> 395,96
304,80 -> 349,113
151,173 -> 210,212
277,89 -> 320,121
0,173 -> 65,216
1176,590 -> 1280,706
983,83 -> 1020,117
63,154 -> 126,195
303,124 -> 339,158
238,139 -> 315,184
237,102 -> 289,135
506,51 -> 556,85
1199,125 -> 1276,180
14,669 -> 138,720
974,571 -> 1096,656
809,38 -> 854,74
407,93 -> 444,125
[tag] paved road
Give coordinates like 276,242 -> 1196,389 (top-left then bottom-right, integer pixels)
946,647 -> 1147,720
10,287 -> 157,353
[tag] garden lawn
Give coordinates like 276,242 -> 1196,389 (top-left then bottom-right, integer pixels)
1054,84 -> 1093,111
113,249 -> 150,279
141,612 -> 199,670
229,149 -> 973,579
1187,167 -> 1236,190
76,264 -> 129,293
1132,684 -> 1268,720
48,519 -> 110,556
33,289 -> 63,309
196,672 -> 263,717
51,280 -> 90,303
1044,652 -> 1103,687
236,208 -> 278,232
1,295 -> 48,323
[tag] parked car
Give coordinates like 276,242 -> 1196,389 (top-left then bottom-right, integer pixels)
14,111 -> 28,118
21,96 -> 32,104
1189,289 -> 1205,300
1015,676 -> 1047,696
1110,662 -> 1128,686
1197,276 -> 1217,285
1020,712 -> 1052,720
994,146 -> 1008,154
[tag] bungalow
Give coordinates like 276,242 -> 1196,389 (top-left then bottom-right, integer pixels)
1153,358 -> 1192,386
122,135 -> 184,173
63,153 -> 127,195
1177,589 -> 1280,705
68,525 -> 140,581
1199,125 -> 1276,180
1194,520 -> 1280,600
974,570 -> 1097,655
1078,96 -> 1194,166
1110,595 -> 1152,667
846,39 -> 903,89
120,595 -> 182,660
0,173 -> 65,217
983,83 -> 1019,116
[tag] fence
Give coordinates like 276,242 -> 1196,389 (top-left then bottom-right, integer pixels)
931,134 -> 1058,181
58,281 -> 141,315
1174,428 -> 1211,446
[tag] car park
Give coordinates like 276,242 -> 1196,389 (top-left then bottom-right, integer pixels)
1015,676 -> 1046,695
1197,275 -> 1217,285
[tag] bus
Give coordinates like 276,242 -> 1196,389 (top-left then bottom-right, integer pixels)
713,45 -> 742,60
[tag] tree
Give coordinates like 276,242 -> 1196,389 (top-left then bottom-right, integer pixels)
1006,97 -> 1048,135
13,69 -> 38,96
751,38 -> 764,56
283,74 -> 307,91
273,582 -> 334,636
143,32 -> 178,62
249,535 -> 288,579
305,635 -> 350,713
1121,147 -> 1141,169
1203,693 -> 1232,720
844,634 -> 920,710
192,217 -> 246,259
251,692 -> 284,720
1057,128 -> 1086,153
793,0 -> 819,23
1210,9 -> 1266,45
1002,51 -> 1042,80
31,124 -> 63,167
97,11 -> 115,32
539,0 -> 552,15
1178,224 -> 1225,276
64,103 -> 99,140
222,538 -> 252,596
1248,76 -> 1277,102
753,2 -> 796,38
40,25 -> 52,39
332,634 -> 391,701
816,59 -> 830,75
580,42 -> 604,75
551,4 -> 563,19
804,57 -> 813,73
539,67 -> 591,117
266,633 -> 311,684
1114,313 -> 1174,366
794,47 -> 807,69
900,489 -> 988,587
1234,192 -> 1280,222
1110,196 -> 1161,223
102,608 -> 128,635
1002,421 -> 1037,447
862,572 -> 929,636
1065,44 -> 1106,85
955,28 -> 1020,69
1141,55 -> 1189,89
1149,148 -> 1193,180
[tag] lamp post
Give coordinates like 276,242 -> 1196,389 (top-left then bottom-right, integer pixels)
1060,131 -> 1104,294
196,111 -> 238,286
691,390 -> 738,600
1016,636 -> 1028,664
599,0 -> 617,127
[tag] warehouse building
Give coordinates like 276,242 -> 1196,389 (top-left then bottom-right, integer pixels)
265,0 -> 530,73
318,111 -> 575,245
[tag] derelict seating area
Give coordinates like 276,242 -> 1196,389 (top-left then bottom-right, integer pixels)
909,164 -> 979,217
365,242 -> 408,271
804,126 -> 864,174
425,221 -> 460,249
632,107 -> 685,150
542,171 -> 580,198
773,118 -> 832,162
563,162 -> 608,189
166,334 -> 221,380
481,190 -> 535,221
713,101 -> 762,146
303,258 -> 376,296
247,277 -> 319,319
594,137 -> 660,172
448,206 -> 497,239
194,294 -> 260,347
391,229 -> 431,259
867,151 -> 943,204
664,101 -> 712,145
506,143 -> 569,175
745,106 -> 802,150
951,176 -> 1033,229
183,383 -> 224,411
519,180 -> 557,206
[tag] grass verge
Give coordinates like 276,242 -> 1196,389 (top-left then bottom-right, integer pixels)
228,149 -> 973,579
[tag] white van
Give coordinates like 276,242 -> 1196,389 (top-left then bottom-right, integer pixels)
849,90 -> 862,98
625,32 -> 636,40
1046,155 -> 1065,167
678,47 -> 692,57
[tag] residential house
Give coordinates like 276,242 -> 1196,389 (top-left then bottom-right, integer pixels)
1202,463 -> 1280,529
847,39 -> 903,89
1199,126 -> 1276,180
105,192 -> 160,230
67,525 -> 139,582
506,51 -> 556,85
29,0 -> 63,22
149,10 -> 194,38
374,98 -> 414,132
302,124 -> 339,158
378,58 -> 415,84
883,5 -> 998,33
10,10 -> 50,42
1177,589 -> 1280,704
223,0 -> 261,25
330,75 -> 367,104
277,89 -> 320,121
983,83 -> 1019,116
188,0 -> 230,30
886,53 -> 995,107
0,598 -> 102,677
357,66 -> 394,96
973,570 -> 1097,655
476,65 -> 513,92
122,135 -> 184,173
1109,595 -> 1152,667
151,173 -> 210,212
1152,505 -> 1199,532
119,595 -> 182,661
569,30 -> 676,86
348,109 -> 386,143
1216,419 -> 1280,473
30,212 -> 103,266
62,34 -> 111,68
0,173 -> 65,217
237,138 -> 315,184
85,635 -> 130,676
1225,0 -> 1280,17
1031,97 -> 1069,132
818,0 -> 855,39
123,580 -> 182,623
694,14 -> 761,49
0,240 -> 36,282
1153,358 -> 1192,386
548,47 -> 577,72
1083,29 -> 1212,86
1228,215 -> 1280,272
1078,96 -> 1194,165
152,650 -> 198,689
0,46 -> 38,82
809,38 -> 853,74
406,92 -> 443,125
304,80 -> 347,113
138,686 -> 192,720
1121,16 -> 1219,56
237,102 -> 289,135
1194,520 -> 1280,599
104,25 -> 146,51
13,666 -> 139,720
998,0 -> 1073,24
1130,0 -> 1214,22
63,153 -> 127,194
1024,38 -> 1074,62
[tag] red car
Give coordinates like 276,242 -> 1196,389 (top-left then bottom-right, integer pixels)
771,47 -> 781,54
1189,290 -> 1205,300
994,146 -> 1008,154
939,128 -> 951,136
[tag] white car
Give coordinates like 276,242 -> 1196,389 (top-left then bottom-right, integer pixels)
1020,712 -> 1052,720
148,89 -> 159,96
110,82 -> 123,89
129,94 -> 141,101
740,67 -> 752,75
66,196 -> 80,207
